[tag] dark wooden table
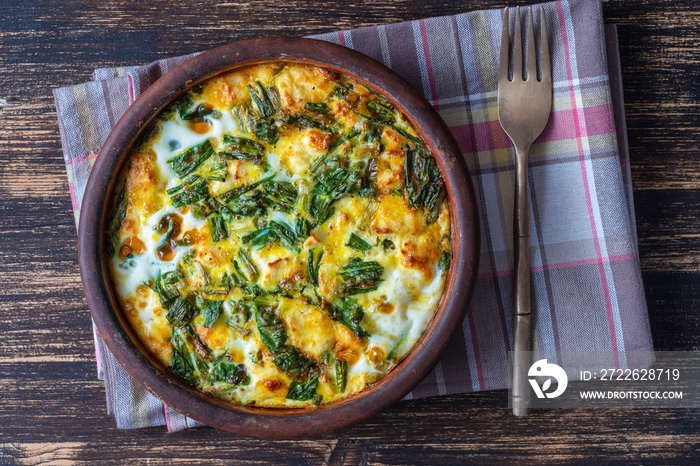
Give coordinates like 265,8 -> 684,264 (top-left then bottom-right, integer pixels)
2,0 -> 699,463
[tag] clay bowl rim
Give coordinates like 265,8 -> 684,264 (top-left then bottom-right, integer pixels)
78,36 -> 480,438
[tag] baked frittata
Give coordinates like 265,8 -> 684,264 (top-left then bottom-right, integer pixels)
106,63 -> 451,407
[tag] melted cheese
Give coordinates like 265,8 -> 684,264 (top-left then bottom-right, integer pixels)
107,63 -> 452,408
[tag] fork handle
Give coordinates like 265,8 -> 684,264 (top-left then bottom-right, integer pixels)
513,145 -> 531,417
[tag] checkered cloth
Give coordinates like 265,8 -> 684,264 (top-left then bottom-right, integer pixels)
53,0 -> 651,431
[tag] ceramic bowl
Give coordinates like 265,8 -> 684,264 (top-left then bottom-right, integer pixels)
78,37 -> 480,437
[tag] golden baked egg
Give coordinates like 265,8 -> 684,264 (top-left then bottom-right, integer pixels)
106,63 -> 451,407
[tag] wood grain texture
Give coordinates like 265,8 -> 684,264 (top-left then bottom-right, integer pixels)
1,0 -> 699,463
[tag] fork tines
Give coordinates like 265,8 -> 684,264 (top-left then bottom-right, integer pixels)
500,6 -> 550,84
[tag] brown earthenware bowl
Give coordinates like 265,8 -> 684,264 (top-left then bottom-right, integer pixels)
79,37 -> 480,438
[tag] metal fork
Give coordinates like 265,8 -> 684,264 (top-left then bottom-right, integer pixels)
497,6 -> 552,417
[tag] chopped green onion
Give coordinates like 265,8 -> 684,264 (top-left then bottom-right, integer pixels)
305,102 -> 330,115
330,297 -> 368,338
286,375 -> 319,401
438,250 -> 451,272
332,81 -> 353,98
219,134 -> 267,165
207,213 -> 228,242
166,296 -> 197,327
272,346 -> 316,380
209,353 -> 250,385
307,248 -> 324,287
181,103 -> 220,121
168,140 -> 215,178
337,257 -> 383,296
254,119 -> 279,145
346,233 -> 371,253
236,249 -> 259,282
197,297 -> 224,328
366,101 -> 394,123
405,144 -> 446,224
248,82 -> 276,118
167,175 -> 209,208
258,180 -> 298,212
255,306 -> 287,354
335,360 -> 348,392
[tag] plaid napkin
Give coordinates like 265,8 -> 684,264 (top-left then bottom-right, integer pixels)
54,0 -> 652,431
